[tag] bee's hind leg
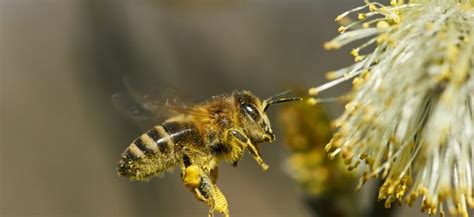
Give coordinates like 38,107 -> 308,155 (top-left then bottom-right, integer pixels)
195,168 -> 229,217
210,184 -> 229,217
180,154 -> 229,217
180,154 -> 208,202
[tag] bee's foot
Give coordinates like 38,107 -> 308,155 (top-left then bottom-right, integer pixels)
212,186 -> 229,217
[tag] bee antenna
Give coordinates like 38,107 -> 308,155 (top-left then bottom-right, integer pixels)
263,92 -> 302,112
265,90 -> 292,101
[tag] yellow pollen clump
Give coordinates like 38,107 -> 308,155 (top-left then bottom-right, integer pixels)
352,77 -> 365,88
306,98 -> 318,105
308,87 -> 319,96
344,102 -> 357,112
424,22 -> 434,31
368,3 -> 378,12
338,26 -> 346,33
324,41 -> 341,50
376,20 -> 390,30
325,71 -> 338,80
376,33 -> 389,44
183,165 -> 201,187
351,48 -> 360,57
335,15 -> 344,22
446,45 -> 459,62
354,55 -> 365,62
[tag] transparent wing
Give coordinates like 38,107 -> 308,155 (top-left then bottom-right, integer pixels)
111,77 -> 197,129
111,91 -> 160,128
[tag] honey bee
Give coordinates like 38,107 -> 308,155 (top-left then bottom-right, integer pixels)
117,90 -> 300,217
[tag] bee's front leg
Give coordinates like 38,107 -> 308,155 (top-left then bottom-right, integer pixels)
227,129 -> 269,171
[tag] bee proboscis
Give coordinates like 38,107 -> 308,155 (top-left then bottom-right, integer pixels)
117,90 -> 300,217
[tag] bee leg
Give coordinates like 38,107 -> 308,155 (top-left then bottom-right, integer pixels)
196,172 -> 229,217
195,174 -> 230,217
203,166 -> 229,217
246,143 -> 269,171
228,130 -> 269,171
180,155 -> 229,217
208,166 -> 230,217
180,154 -> 207,202
211,185 -> 229,217
181,165 -> 208,203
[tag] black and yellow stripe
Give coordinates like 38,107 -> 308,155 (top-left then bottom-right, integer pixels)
126,125 -> 175,158
118,121 -> 201,180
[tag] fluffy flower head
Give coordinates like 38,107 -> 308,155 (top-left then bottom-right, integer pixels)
311,0 -> 474,216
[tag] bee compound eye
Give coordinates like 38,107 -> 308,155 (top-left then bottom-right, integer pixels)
241,103 -> 259,120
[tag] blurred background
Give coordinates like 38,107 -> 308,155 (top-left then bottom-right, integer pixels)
1,0 -> 423,217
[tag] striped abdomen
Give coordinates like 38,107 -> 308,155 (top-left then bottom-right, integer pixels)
118,121 -> 200,181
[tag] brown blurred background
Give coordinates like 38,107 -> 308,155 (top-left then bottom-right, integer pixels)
1,0 -> 423,217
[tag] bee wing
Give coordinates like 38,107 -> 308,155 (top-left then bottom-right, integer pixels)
111,91 -> 163,129
126,76 -> 196,110
112,77 -> 204,129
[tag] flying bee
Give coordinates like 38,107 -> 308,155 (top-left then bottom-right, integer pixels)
116,89 -> 301,217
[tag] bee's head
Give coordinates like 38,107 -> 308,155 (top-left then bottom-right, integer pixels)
234,90 -> 301,144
